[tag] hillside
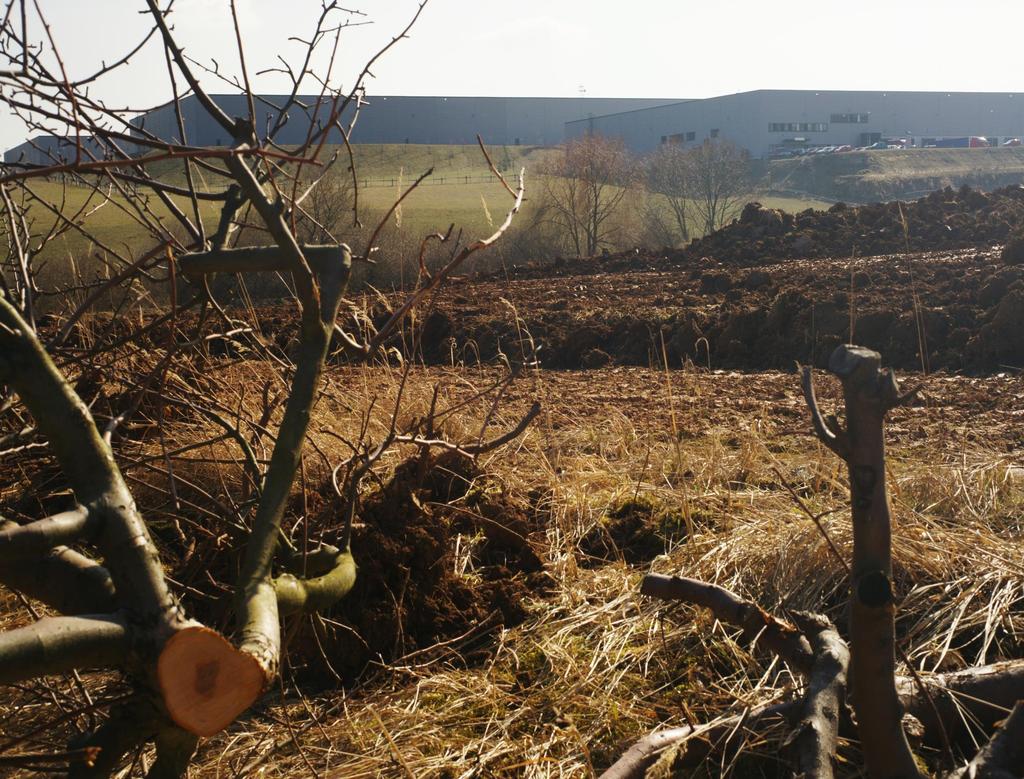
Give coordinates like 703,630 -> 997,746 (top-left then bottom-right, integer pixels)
147,143 -> 558,189
769,146 -> 1024,202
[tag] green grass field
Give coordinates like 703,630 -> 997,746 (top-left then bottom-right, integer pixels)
8,144 -> 831,292
8,181 -> 222,290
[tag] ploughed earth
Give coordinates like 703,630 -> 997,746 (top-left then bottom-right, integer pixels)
356,185 -> 1024,375
683,184 -> 1024,264
69,184 -> 1024,375
410,246 -> 1023,374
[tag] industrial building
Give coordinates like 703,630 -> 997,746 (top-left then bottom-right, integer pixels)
2,95 -> 673,163
565,90 -> 1024,158
9,90 -> 1024,164
132,94 -> 672,147
2,134 -> 109,167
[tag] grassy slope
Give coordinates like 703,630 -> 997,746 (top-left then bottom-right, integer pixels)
770,147 -> 1024,202
148,144 -> 556,189
9,144 -> 830,291
10,181 -> 221,289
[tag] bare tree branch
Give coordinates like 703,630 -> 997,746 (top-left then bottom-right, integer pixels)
641,573 -> 815,673
787,612 -> 850,779
0,614 -> 129,684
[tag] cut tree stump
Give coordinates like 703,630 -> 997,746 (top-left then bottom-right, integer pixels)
157,626 -> 265,736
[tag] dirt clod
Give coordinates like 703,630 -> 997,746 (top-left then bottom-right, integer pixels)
1002,228 -> 1024,265
308,450 -> 548,681
580,496 -> 687,565
684,185 -> 1024,266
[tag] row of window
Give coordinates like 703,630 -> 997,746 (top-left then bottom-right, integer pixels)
769,122 -> 828,133
662,131 -> 696,143
831,112 -> 871,123
660,128 -> 720,145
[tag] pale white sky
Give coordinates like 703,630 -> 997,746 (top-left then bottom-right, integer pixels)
3,0 -> 1024,150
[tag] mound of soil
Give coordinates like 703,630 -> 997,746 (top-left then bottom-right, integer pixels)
417,248 -> 1024,374
87,182 -> 1024,378
682,185 -> 1024,266
303,450 -> 549,681
129,246 -> 1021,376
1002,227 -> 1024,265
580,496 -> 688,565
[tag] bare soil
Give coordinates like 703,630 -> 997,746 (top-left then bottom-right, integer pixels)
683,185 -> 1024,263
299,449 -> 549,681
413,247 -> 1023,373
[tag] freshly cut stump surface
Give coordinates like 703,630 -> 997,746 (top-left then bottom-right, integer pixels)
157,626 -> 264,736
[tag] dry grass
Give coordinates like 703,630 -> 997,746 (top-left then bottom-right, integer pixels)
1,342 -> 1022,776
190,368 -> 1021,775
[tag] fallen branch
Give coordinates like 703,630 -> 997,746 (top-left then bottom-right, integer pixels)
944,701 -> 1024,779
599,700 -> 797,779
0,506 -> 96,561
604,655 -> 1024,779
900,661 -> 1024,751
787,612 -> 850,779
273,545 -> 357,617
641,573 -> 814,674
0,614 -> 129,683
0,535 -> 117,615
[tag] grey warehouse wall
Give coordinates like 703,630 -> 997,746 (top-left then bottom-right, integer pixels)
567,90 -> 1024,158
3,135 -> 108,165
131,94 -> 677,148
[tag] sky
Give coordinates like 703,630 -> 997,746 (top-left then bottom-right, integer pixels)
3,0 -> 1024,151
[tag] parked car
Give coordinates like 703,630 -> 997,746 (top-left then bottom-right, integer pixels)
1003,138 -> 1021,146
866,142 -> 888,150
835,145 -> 853,152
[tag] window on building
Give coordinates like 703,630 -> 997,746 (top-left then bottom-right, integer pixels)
830,113 -> 871,123
663,132 -> 697,145
769,122 -> 828,133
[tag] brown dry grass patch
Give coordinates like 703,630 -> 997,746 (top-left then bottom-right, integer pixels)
2,361 -> 1022,777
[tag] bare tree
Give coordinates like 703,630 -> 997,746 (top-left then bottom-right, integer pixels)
645,142 -> 693,245
688,138 -> 751,234
0,1 -> 530,776
540,134 -> 636,257
296,168 -> 355,244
